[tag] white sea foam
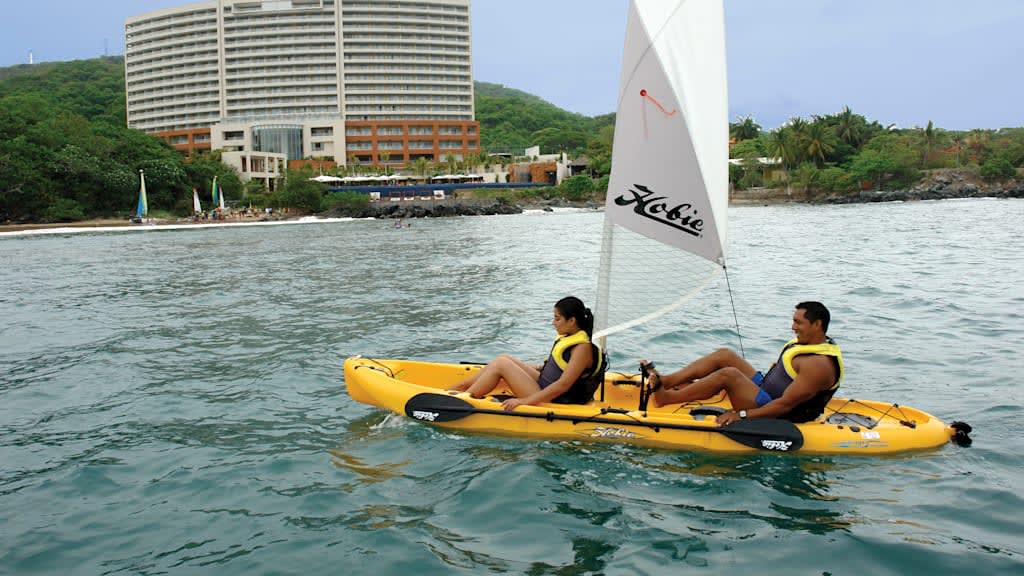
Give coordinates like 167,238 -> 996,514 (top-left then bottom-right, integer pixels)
0,216 -> 365,238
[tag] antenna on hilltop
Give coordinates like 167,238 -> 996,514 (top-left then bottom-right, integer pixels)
104,38 -> 109,57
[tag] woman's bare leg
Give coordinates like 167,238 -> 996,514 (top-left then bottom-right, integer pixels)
449,354 -> 540,392
464,355 -> 542,399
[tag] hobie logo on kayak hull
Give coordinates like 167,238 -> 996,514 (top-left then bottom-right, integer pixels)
761,440 -> 793,451
588,426 -> 640,439
412,410 -> 439,422
614,184 -> 703,238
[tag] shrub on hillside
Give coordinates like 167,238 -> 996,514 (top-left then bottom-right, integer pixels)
43,198 -> 86,222
979,157 -> 1016,181
560,175 -> 595,201
322,191 -> 369,212
817,167 -> 858,193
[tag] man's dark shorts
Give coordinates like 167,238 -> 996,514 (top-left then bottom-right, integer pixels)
751,371 -> 772,406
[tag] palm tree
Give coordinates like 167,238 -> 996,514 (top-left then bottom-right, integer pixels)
444,153 -> 458,174
766,126 -> 796,194
785,117 -> 810,165
921,120 -> 936,167
950,133 -> 963,167
804,122 -> 837,167
834,105 -> 864,147
767,126 -> 796,170
413,157 -> 430,182
730,115 -> 761,142
787,116 -> 808,135
464,152 -> 479,175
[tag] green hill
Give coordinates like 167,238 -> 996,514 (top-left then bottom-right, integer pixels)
0,57 -> 615,222
6,56 -> 1017,224
0,56 -> 127,127
474,81 -> 614,153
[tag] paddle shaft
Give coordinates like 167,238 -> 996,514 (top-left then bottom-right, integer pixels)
405,393 -> 803,451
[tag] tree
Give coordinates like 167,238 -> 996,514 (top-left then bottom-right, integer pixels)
729,139 -> 764,159
412,157 -> 430,180
979,157 -> 1016,181
790,163 -> 819,199
730,115 -> 761,142
803,122 -> 837,167
964,129 -> 992,164
849,149 -> 897,190
833,105 -> 865,147
817,167 -> 856,193
560,175 -> 595,200
184,150 -> 243,203
275,169 -> 323,212
766,126 -> 797,171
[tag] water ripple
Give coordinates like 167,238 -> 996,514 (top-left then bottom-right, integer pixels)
1,202 -> 1022,574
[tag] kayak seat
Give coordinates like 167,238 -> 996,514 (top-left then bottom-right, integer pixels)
824,412 -> 878,427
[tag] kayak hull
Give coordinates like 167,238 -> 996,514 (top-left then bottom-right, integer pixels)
343,357 -> 958,455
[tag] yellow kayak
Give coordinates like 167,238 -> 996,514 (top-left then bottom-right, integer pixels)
343,357 -> 972,455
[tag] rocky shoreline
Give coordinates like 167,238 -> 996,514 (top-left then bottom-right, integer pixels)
320,197 -> 604,219
732,169 -> 1023,205
4,171 -> 1020,230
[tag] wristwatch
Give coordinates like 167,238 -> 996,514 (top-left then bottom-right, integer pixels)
738,410 -> 748,419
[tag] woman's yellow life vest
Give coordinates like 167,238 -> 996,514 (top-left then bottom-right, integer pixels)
549,330 -> 592,369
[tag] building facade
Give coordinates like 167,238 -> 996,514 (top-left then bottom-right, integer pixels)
124,0 -> 479,179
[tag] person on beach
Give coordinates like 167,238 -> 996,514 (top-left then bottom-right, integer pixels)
448,296 -> 605,411
642,302 -> 843,425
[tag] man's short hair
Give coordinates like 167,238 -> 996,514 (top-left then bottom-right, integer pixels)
796,301 -> 830,333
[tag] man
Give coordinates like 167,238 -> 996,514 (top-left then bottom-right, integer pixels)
644,302 -> 844,425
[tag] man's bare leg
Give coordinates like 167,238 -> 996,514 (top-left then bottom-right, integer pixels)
646,348 -> 757,390
652,366 -> 763,408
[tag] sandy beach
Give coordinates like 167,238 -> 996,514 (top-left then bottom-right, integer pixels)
0,212 -> 299,234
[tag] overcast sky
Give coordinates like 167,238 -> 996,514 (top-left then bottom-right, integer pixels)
2,0 -> 1021,130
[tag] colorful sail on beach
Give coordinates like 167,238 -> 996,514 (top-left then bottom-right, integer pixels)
211,176 -> 220,210
594,0 -> 729,341
136,170 -> 148,218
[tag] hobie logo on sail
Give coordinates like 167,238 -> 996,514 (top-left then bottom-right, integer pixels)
614,184 -> 703,238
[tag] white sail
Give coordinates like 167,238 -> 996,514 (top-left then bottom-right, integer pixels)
193,188 -> 202,213
594,0 -> 729,342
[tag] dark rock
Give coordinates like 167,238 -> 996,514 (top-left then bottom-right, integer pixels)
321,200 -> 524,220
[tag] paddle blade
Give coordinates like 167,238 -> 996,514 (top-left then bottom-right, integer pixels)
405,393 -> 476,423
721,418 -> 804,452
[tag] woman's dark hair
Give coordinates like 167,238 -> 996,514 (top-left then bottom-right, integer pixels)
796,301 -> 830,333
555,296 -> 594,337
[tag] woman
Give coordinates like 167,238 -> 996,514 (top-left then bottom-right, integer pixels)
448,296 -> 602,411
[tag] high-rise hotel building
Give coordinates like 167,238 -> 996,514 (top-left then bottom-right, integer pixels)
124,0 -> 478,179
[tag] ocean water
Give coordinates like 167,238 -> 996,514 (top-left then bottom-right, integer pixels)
1,199 -> 1021,575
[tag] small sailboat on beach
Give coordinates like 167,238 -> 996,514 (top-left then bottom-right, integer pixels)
343,0 -> 970,454
193,188 -> 203,214
130,169 -> 149,224
211,176 -> 226,218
